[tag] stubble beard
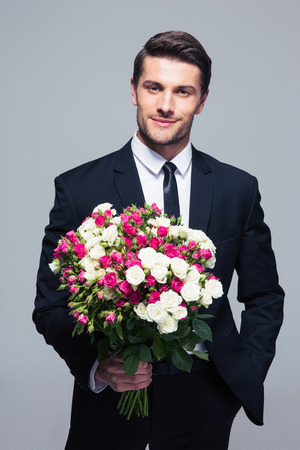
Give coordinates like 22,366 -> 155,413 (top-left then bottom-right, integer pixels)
136,111 -> 194,148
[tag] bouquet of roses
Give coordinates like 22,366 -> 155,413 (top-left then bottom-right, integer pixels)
49,202 -> 223,420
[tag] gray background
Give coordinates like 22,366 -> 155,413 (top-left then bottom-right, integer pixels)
1,0 -> 299,449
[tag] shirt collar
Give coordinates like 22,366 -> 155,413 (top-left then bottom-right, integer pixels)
131,131 -> 192,176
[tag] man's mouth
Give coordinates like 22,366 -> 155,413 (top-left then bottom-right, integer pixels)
151,117 -> 177,128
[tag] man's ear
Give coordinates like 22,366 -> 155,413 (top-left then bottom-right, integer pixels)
131,77 -> 138,106
195,89 -> 209,115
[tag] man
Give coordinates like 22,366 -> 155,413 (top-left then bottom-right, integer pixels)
33,31 -> 284,450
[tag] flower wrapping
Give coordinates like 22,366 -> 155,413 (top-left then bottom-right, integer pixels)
50,202 -> 223,419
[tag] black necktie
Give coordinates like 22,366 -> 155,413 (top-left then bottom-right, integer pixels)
162,162 -> 180,219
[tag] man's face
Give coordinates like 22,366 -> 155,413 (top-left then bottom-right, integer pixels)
131,56 -> 208,156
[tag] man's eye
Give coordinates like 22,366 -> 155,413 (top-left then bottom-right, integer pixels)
148,86 -> 160,92
177,89 -> 189,96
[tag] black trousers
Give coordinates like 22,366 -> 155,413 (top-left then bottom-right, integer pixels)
65,359 -> 241,450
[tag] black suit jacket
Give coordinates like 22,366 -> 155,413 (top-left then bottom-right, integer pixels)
33,139 -> 284,426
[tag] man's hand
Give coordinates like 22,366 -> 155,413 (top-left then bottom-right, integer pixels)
95,354 -> 152,392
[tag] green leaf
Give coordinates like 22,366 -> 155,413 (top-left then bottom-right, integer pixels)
116,322 -> 124,341
128,335 -> 145,344
97,337 -> 110,362
196,314 -> 215,319
123,345 -> 137,359
138,344 -> 152,362
123,354 -> 140,376
190,350 -> 210,361
171,347 -> 193,372
192,318 -> 213,342
152,336 -> 168,361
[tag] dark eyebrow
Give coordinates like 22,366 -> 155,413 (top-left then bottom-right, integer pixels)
142,80 -> 197,93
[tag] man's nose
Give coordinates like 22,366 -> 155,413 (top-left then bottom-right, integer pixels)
157,91 -> 174,115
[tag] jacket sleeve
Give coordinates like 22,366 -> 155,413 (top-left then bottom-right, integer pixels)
33,175 -> 98,391
236,177 -> 284,381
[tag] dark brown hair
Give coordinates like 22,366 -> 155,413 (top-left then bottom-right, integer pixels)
133,31 -> 212,97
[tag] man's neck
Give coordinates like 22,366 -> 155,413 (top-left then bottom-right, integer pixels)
136,130 -> 190,161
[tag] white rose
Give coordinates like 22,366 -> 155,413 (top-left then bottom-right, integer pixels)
49,260 -> 61,274
84,269 -> 98,280
199,238 -> 216,253
101,224 -> 118,246
151,265 -> 168,284
80,217 -> 97,232
134,303 -> 148,320
80,255 -> 99,272
205,278 -> 223,298
170,257 -> 189,280
138,247 -> 157,269
157,315 -> 178,334
186,228 -> 208,244
168,225 -> 180,239
89,244 -> 106,260
146,302 -> 167,323
85,236 -> 102,251
200,288 -> 213,308
79,230 -> 94,241
172,306 -> 188,320
205,255 -> 216,269
160,290 -> 181,312
126,265 -> 145,286
181,282 -> 201,302
184,266 -> 201,284
103,286 -> 116,300
148,216 -> 171,228
111,216 -> 122,226
155,252 -> 170,268
92,202 -> 113,213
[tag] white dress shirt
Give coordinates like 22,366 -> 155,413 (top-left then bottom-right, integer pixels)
89,132 -> 205,393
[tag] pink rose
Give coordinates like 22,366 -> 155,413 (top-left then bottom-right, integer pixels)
171,277 -> 184,293
124,236 -> 132,250
68,285 -> 79,293
105,312 -> 115,323
188,240 -> 197,249
120,213 -> 128,223
99,255 -> 112,269
157,226 -> 168,237
160,285 -> 168,292
145,274 -> 156,287
77,270 -> 86,283
164,243 -> 179,258
73,311 -> 79,319
66,230 -> 78,244
192,263 -> 204,274
136,235 -> 148,248
95,215 -> 106,226
125,259 -> 143,269
200,249 -> 212,260
67,275 -> 76,285
150,203 -> 162,214
74,243 -> 87,259
111,252 -> 122,264
63,266 -> 74,276
208,275 -> 218,280
149,237 -> 160,249
123,222 -> 137,236
103,272 -> 118,287
129,290 -> 141,304
97,292 -> 103,300
104,209 -> 112,218
148,291 -> 160,304
119,280 -> 133,296
116,299 -> 125,308
130,212 -> 143,225
78,313 -> 88,325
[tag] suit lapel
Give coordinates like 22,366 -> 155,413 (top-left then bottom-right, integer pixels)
189,147 -> 213,232
113,140 -> 145,209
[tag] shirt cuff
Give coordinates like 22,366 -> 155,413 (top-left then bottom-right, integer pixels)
89,359 -> 108,394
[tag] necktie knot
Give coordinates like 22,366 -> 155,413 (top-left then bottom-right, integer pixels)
162,161 -> 177,175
